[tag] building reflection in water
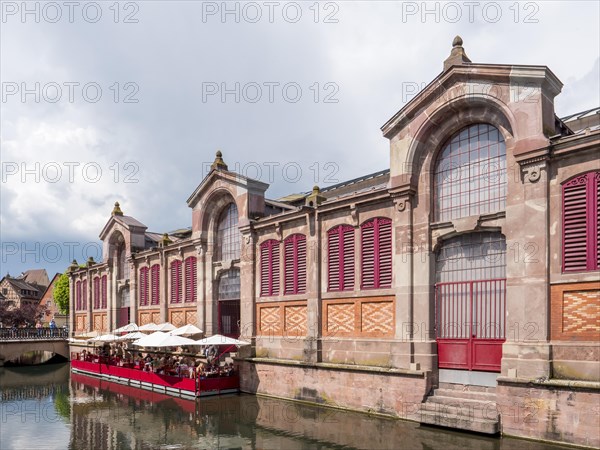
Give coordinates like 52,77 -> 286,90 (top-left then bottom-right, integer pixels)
0,365 -> 571,450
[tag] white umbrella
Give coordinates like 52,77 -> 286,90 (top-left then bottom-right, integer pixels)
155,322 -> 176,332
133,331 -> 197,348
194,334 -> 250,346
113,323 -> 139,333
73,330 -> 101,339
116,331 -> 146,341
88,334 -> 119,342
138,323 -> 160,332
171,324 -> 203,336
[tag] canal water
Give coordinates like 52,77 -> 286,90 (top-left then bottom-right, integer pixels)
0,363 -> 575,450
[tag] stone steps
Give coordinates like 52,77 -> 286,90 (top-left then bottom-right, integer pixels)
412,383 -> 500,435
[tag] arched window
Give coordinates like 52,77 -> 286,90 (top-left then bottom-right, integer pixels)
562,171 -> 600,272
260,239 -> 280,296
82,278 -> 87,310
217,203 -> 240,260
139,267 -> 149,306
284,234 -> 306,295
170,260 -> 182,304
361,218 -> 392,289
434,123 -> 506,221
184,256 -> 197,303
328,225 -> 355,292
117,241 -> 129,280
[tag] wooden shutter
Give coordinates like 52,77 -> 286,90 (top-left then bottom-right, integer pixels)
151,265 -> 160,305
170,260 -> 182,304
93,277 -> 100,309
378,219 -> 392,288
184,257 -> 197,303
342,225 -> 355,290
361,221 -> 376,289
76,281 -> 81,311
101,275 -> 107,309
284,234 -> 306,295
329,225 -> 355,291
563,171 -> 599,272
139,268 -> 148,306
82,279 -> 87,310
361,218 -> 392,289
260,240 -> 280,296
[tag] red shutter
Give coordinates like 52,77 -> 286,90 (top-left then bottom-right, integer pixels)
93,277 -> 100,309
76,281 -> 81,311
184,257 -> 197,303
563,171 -> 599,272
82,279 -> 87,310
151,265 -> 160,305
260,240 -> 280,296
329,225 -> 355,292
361,218 -> 392,289
361,221 -> 375,289
139,267 -> 148,306
271,241 -> 280,296
284,237 -> 295,294
101,275 -> 107,309
170,260 -> 182,304
283,234 -> 306,295
328,228 -> 340,291
378,219 -> 392,288
342,225 -> 355,290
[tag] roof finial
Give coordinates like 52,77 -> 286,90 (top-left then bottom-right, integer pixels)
112,201 -> 124,216
160,233 -> 172,247
443,35 -> 471,72
211,150 -> 228,171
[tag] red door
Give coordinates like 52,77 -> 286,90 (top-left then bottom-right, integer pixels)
435,279 -> 506,372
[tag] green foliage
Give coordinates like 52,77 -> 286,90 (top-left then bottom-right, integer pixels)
53,273 -> 70,315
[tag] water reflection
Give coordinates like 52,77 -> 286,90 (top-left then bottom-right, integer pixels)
0,364 -> 575,450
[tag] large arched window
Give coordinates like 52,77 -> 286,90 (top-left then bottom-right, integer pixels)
217,203 -> 240,260
434,123 -> 506,222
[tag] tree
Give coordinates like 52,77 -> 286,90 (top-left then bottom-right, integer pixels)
53,273 -> 70,315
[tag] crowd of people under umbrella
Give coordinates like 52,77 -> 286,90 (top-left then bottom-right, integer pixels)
75,322 -> 245,380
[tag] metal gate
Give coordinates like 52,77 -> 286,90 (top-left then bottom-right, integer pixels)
435,279 -> 506,372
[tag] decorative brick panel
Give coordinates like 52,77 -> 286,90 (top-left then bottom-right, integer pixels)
551,283 -> 600,341
92,313 -> 107,332
168,307 -> 197,327
284,305 -> 307,335
322,296 -> 395,338
75,314 -> 87,331
260,306 -> 281,333
256,300 -> 307,336
361,301 -> 393,334
327,303 -> 355,334
185,310 -> 197,326
139,310 -> 160,326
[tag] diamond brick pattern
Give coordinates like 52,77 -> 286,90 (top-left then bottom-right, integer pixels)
260,306 -> 281,333
327,303 -> 354,333
171,310 -> 184,327
76,315 -> 86,331
185,311 -> 197,326
285,305 -> 307,335
361,301 -> 393,334
93,313 -> 106,332
563,290 -> 600,333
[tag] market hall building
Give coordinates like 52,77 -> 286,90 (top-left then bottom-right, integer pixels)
68,38 -> 600,447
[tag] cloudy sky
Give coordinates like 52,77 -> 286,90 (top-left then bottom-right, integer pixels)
1,1 -> 599,278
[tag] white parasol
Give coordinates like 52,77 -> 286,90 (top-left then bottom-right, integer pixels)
171,324 -> 203,336
133,331 -> 197,348
88,333 -> 119,342
138,323 -> 160,332
194,334 -> 250,346
116,331 -> 146,341
113,323 -> 139,333
155,322 -> 176,332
